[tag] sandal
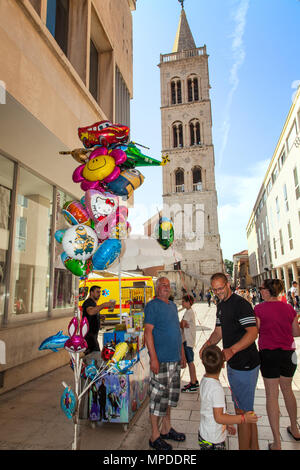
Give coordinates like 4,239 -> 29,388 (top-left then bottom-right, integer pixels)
287,426 -> 300,441
149,437 -> 173,451
160,427 -> 186,442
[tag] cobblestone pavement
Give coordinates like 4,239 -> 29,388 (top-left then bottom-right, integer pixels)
0,302 -> 300,451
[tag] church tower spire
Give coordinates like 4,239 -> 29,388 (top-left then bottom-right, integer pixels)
158,4 -> 223,291
172,6 -> 196,52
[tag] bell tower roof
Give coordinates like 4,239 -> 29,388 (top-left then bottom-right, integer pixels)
172,7 -> 196,52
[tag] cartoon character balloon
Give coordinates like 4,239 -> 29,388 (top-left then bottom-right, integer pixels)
56,225 -> 98,261
155,217 -> 174,250
84,190 -> 118,224
64,316 -> 89,354
78,121 -> 129,149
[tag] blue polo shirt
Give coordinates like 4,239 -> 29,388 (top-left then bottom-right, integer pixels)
144,298 -> 182,363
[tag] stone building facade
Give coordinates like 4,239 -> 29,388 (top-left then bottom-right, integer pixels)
158,7 -> 223,291
0,0 -> 135,393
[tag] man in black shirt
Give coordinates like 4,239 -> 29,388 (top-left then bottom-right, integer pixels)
82,285 -> 114,354
199,273 -> 260,450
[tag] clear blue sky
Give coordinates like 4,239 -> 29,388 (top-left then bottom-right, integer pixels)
128,0 -> 300,261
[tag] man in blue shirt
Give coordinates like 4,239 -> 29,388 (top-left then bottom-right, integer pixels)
144,277 -> 186,451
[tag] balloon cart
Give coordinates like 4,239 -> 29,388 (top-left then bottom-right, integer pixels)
38,119 -> 173,450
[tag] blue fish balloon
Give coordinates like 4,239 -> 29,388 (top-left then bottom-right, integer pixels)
38,331 -> 69,352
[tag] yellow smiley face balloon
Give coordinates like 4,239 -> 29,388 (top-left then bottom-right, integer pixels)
82,153 -> 116,182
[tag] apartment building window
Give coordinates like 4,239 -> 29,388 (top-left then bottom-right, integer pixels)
287,221 -> 293,250
283,184 -> 289,211
173,122 -> 183,148
190,120 -> 201,146
46,0 -> 69,56
294,167 -> 300,199
187,76 -> 199,102
171,79 -> 182,105
261,223 -> 265,241
273,238 -> 277,259
266,178 -> 272,195
115,66 -> 130,127
175,169 -> 184,193
89,40 -> 99,102
278,150 -> 286,170
275,196 -> 280,219
287,120 -> 297,153
272,164 -> 278,184
279,229 -> 284,255
258,226 -> 262,245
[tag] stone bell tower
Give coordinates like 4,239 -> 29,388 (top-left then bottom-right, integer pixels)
158,5 -> 223,290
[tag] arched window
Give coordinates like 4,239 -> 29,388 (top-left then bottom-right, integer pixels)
175,168 -> 184,193
171,78 -> 182,105
187,76 -> 199,102
189,120 -> 201,146
192,166 -> 202,191
172,122 -> 183,148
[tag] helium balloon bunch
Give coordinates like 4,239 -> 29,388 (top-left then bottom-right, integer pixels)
56,120 -> 151,278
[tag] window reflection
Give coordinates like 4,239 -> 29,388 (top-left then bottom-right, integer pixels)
0,154 -> 14,316
12,168 -> 52,315
53,189 -> 77,309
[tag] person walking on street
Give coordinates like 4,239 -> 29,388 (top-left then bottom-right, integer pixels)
288,281 -> 299,310
254,279 -> 300,450
82,285 -> 114,354
199,272 -> 260,450
180,294 -> 198,393
144,277 -> 187,451
206,290 -> 212,307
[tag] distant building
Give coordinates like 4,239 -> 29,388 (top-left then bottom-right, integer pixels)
232,250 -> 253,289
144,6 -> 223,293
246,86 -> 300,290
0,0 -> 135,393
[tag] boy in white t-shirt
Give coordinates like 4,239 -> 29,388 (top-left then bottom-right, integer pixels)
199,345 -> 258,450
180,295 -> 198,393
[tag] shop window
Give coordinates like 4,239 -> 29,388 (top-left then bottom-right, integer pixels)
46,0 -> 69,56
53,189 -> 77,310
0,154 -> 14,317
11,168 -> 53,315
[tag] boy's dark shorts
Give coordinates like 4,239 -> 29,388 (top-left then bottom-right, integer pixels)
183,341 -> 194,363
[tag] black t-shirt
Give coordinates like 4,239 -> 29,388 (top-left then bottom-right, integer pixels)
82,297 -> 100,336
216,293 -> 260,371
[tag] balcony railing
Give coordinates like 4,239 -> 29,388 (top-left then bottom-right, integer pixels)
193,182 -> 203,192
160,46 -> 206,64
175,184 -> 185,193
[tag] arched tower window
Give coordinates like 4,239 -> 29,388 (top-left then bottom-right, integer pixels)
175,168 -> 184,193
187,76 -> 199,102
171,78 -> 182,105
192,166 -> 202,191
172,122 -> 183,148
189,120 -> 201,146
